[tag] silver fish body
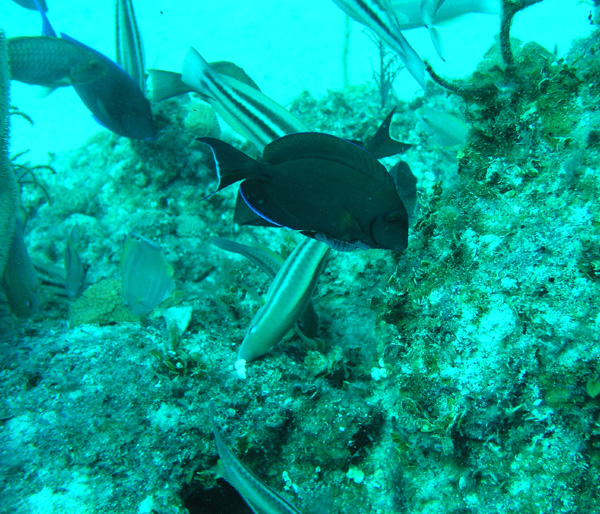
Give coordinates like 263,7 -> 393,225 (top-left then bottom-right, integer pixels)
392,0 -> 500,29
209,403 -> 304,514
237,238 -> 330,363
116,0 -> 146,93
212,237 -> 320,338
331,0 -> 427,88
182,47 -> 309,152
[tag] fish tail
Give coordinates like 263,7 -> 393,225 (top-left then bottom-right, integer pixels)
147,69 -> 190,102
181,47 -> 217,99
197,137 -> 261,196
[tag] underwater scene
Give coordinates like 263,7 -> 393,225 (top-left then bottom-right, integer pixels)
1,0 -> 599,513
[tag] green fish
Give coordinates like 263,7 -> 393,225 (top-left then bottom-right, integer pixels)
199,132 -> 409,251
7,36 -> 108,90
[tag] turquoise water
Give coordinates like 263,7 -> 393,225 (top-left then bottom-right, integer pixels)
1,1 -> 599,513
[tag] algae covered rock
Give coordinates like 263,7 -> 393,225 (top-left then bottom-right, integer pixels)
69,278 -> 138,326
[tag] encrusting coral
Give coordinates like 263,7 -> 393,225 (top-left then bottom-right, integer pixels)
0,29 -> 18,278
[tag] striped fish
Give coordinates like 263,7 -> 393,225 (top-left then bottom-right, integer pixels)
209,402 -> 305,514
115,0 -> 146,93
211,237 -> 320,338
330,0 -> 427,88
236,238 -> 330,365
181,47 -> 309,153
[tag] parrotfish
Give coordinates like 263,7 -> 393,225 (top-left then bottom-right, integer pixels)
209,402 -> 304,514
116,0 -> 146,94
11,0 -> 48,12
330,0 -> 427,88
199,133 -> 410,251
63,33 -> 155,139
7,36 -> 108,90
120,234 -> 175,317
392,0 -> 501,59
31,0 -> 155,139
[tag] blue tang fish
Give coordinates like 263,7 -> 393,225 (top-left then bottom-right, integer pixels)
199,133 -> 409,252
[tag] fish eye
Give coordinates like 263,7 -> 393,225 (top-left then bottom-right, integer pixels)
385,212 -> 403,224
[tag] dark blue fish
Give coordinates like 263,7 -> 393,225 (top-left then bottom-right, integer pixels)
32,0 -> 155,139
62,33 -> 155,139
200,133 -> 409,251
7,36 -> 108,90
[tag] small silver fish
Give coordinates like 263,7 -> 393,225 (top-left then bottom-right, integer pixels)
209,402 -> 305,514
416,106 -> 469,147
393,0 -> 500,59
236,238 -> 330,366
64,224 -> 86,299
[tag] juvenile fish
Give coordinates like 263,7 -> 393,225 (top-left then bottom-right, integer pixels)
120,234 -> 175,317
416,106 -> 469,147
154,55 -> 410,159
330,0 -> 427,88
199,132 -> 409,251
209,402 -> 304,514
236,238 -> 330,367
7,36 -> 107,90
211,237 -> 320,338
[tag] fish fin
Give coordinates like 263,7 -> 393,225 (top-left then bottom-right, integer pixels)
233,190 -> 281,227
237,184 -> 286,228
147,69 -> 191,102
389,160 -> 418,220
429,26 -> 446,62
115,0 -> 146,94
31,0 -> 56,37
364,107 -> 412,159
209,61 -> 262,91
197,138 -> 262,197
263,132 -> 387,180
182,47 -> 216,98
312,233 -> 368,252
